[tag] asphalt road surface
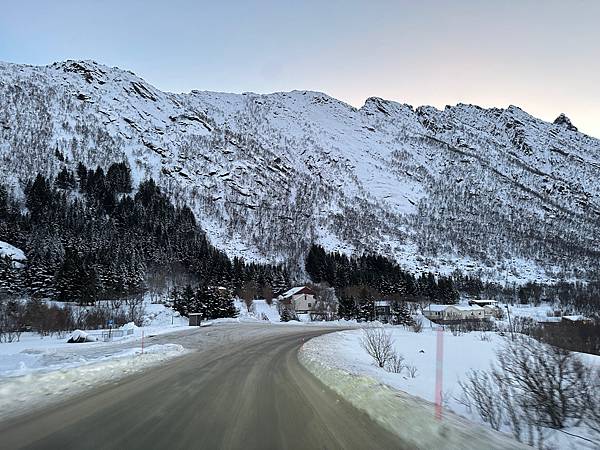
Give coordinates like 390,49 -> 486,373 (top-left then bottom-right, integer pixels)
0,325 -> 408,450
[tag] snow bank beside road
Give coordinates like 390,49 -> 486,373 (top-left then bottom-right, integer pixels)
302,327 -> 600,449
299,330 -> 526,450
0,344 -> 186,421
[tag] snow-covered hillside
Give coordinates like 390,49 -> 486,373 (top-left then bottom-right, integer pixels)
0,241 -> 26,267
1,60 -> 599,282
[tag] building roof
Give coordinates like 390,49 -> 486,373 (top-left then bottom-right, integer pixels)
375,300 -> 391,307
281,286 -> 315,298
451,305 -> 483,311
562,315 -> 589,322
469,299 -> 498,305
425,304 -> 448,312
538,317 -> 562,323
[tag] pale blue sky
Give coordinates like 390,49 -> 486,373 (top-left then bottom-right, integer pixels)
1,0 -> 598,136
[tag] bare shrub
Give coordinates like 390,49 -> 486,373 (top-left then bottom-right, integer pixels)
584,367 -> 600,435
459,370 -> 504,431
406,364 -> 418,378
240,281 -> 257,313
243,297 -> 255,314
459,335 -> 594,446
385,352 -> 405,374
361,326 -> 394,368
0,297 -> 26,342
479,332 -> 491,342
263,284 -> 274,306
450,327 -> 462,337
411,316 -> 423,333
495,336 -> 587,430
124,295 -> 145,325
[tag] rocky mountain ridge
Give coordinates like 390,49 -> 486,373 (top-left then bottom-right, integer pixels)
1,59 -> 599,283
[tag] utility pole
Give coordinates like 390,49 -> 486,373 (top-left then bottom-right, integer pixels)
505,305 -> 514,340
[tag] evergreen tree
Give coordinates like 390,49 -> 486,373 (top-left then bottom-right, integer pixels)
55,248 -> 89,304
55,168 -> 76,189
392,301 -> 414,326
25,174 -> 52,221
280,307 -> 298,322
25,257 -> 57,299
338,294 -> 358,320
173,284 -> 195,317
0,255 -> 20,296
0,184 -> 8,217
106,162 -> 132,193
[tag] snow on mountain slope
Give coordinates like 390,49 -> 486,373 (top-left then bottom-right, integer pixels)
1,60 -> 599,283
0,241 -> 26,267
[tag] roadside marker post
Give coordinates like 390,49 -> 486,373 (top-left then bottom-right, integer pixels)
141,329 -> 144,355
435,326 -> 444,421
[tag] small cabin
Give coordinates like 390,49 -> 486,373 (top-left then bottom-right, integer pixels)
189,313 -> 202,326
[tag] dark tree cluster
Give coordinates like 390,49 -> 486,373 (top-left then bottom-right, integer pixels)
170,284 -> 237,320
0,162 -> 289,311
306,244 -> 459,320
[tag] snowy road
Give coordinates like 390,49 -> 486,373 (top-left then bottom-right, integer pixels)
0,323 -> 405,450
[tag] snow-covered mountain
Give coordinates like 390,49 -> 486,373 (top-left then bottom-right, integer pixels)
1,60 -> 599,283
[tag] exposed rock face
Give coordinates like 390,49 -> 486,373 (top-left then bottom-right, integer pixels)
1,60 -> 599,283
553,113 -> 578,132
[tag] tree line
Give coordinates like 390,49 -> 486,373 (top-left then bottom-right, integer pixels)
0,162 -> 289,314
305,244 -> 459,321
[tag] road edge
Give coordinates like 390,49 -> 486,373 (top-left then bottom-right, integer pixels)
0,344 -> 189,423
298,333 -> 528,450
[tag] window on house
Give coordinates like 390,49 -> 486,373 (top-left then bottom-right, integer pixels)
308,303 -> 312,308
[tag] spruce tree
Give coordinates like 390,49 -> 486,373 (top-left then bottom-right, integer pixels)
392,301 -> 414,326
338,295 -> 357,320
0,255 -> 20,296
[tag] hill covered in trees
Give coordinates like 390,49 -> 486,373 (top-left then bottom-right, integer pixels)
0,162 -> 289,306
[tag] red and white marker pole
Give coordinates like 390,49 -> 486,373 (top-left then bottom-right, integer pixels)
435,326 -> 444,421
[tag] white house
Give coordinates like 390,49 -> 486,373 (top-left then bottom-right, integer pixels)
280,286 -> 316,314
423,304 -> 485,322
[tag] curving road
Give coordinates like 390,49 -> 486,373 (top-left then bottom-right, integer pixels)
0,324 -> 407,449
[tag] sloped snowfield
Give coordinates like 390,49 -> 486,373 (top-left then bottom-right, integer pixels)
300,326 -> 600,449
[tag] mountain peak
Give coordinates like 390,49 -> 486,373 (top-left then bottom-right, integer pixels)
553,113 -> 578,132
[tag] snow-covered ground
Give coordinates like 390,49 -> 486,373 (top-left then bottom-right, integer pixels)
0,297 -> 344,380
0,324 -> 189,378
0,321 -> 191,420
0,240 -> 26,267
0,299 -> 193,420
301,325 -> 600,449
0,342 -> 187,420
234,299 -> 281,322
507,302 -> 559,322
